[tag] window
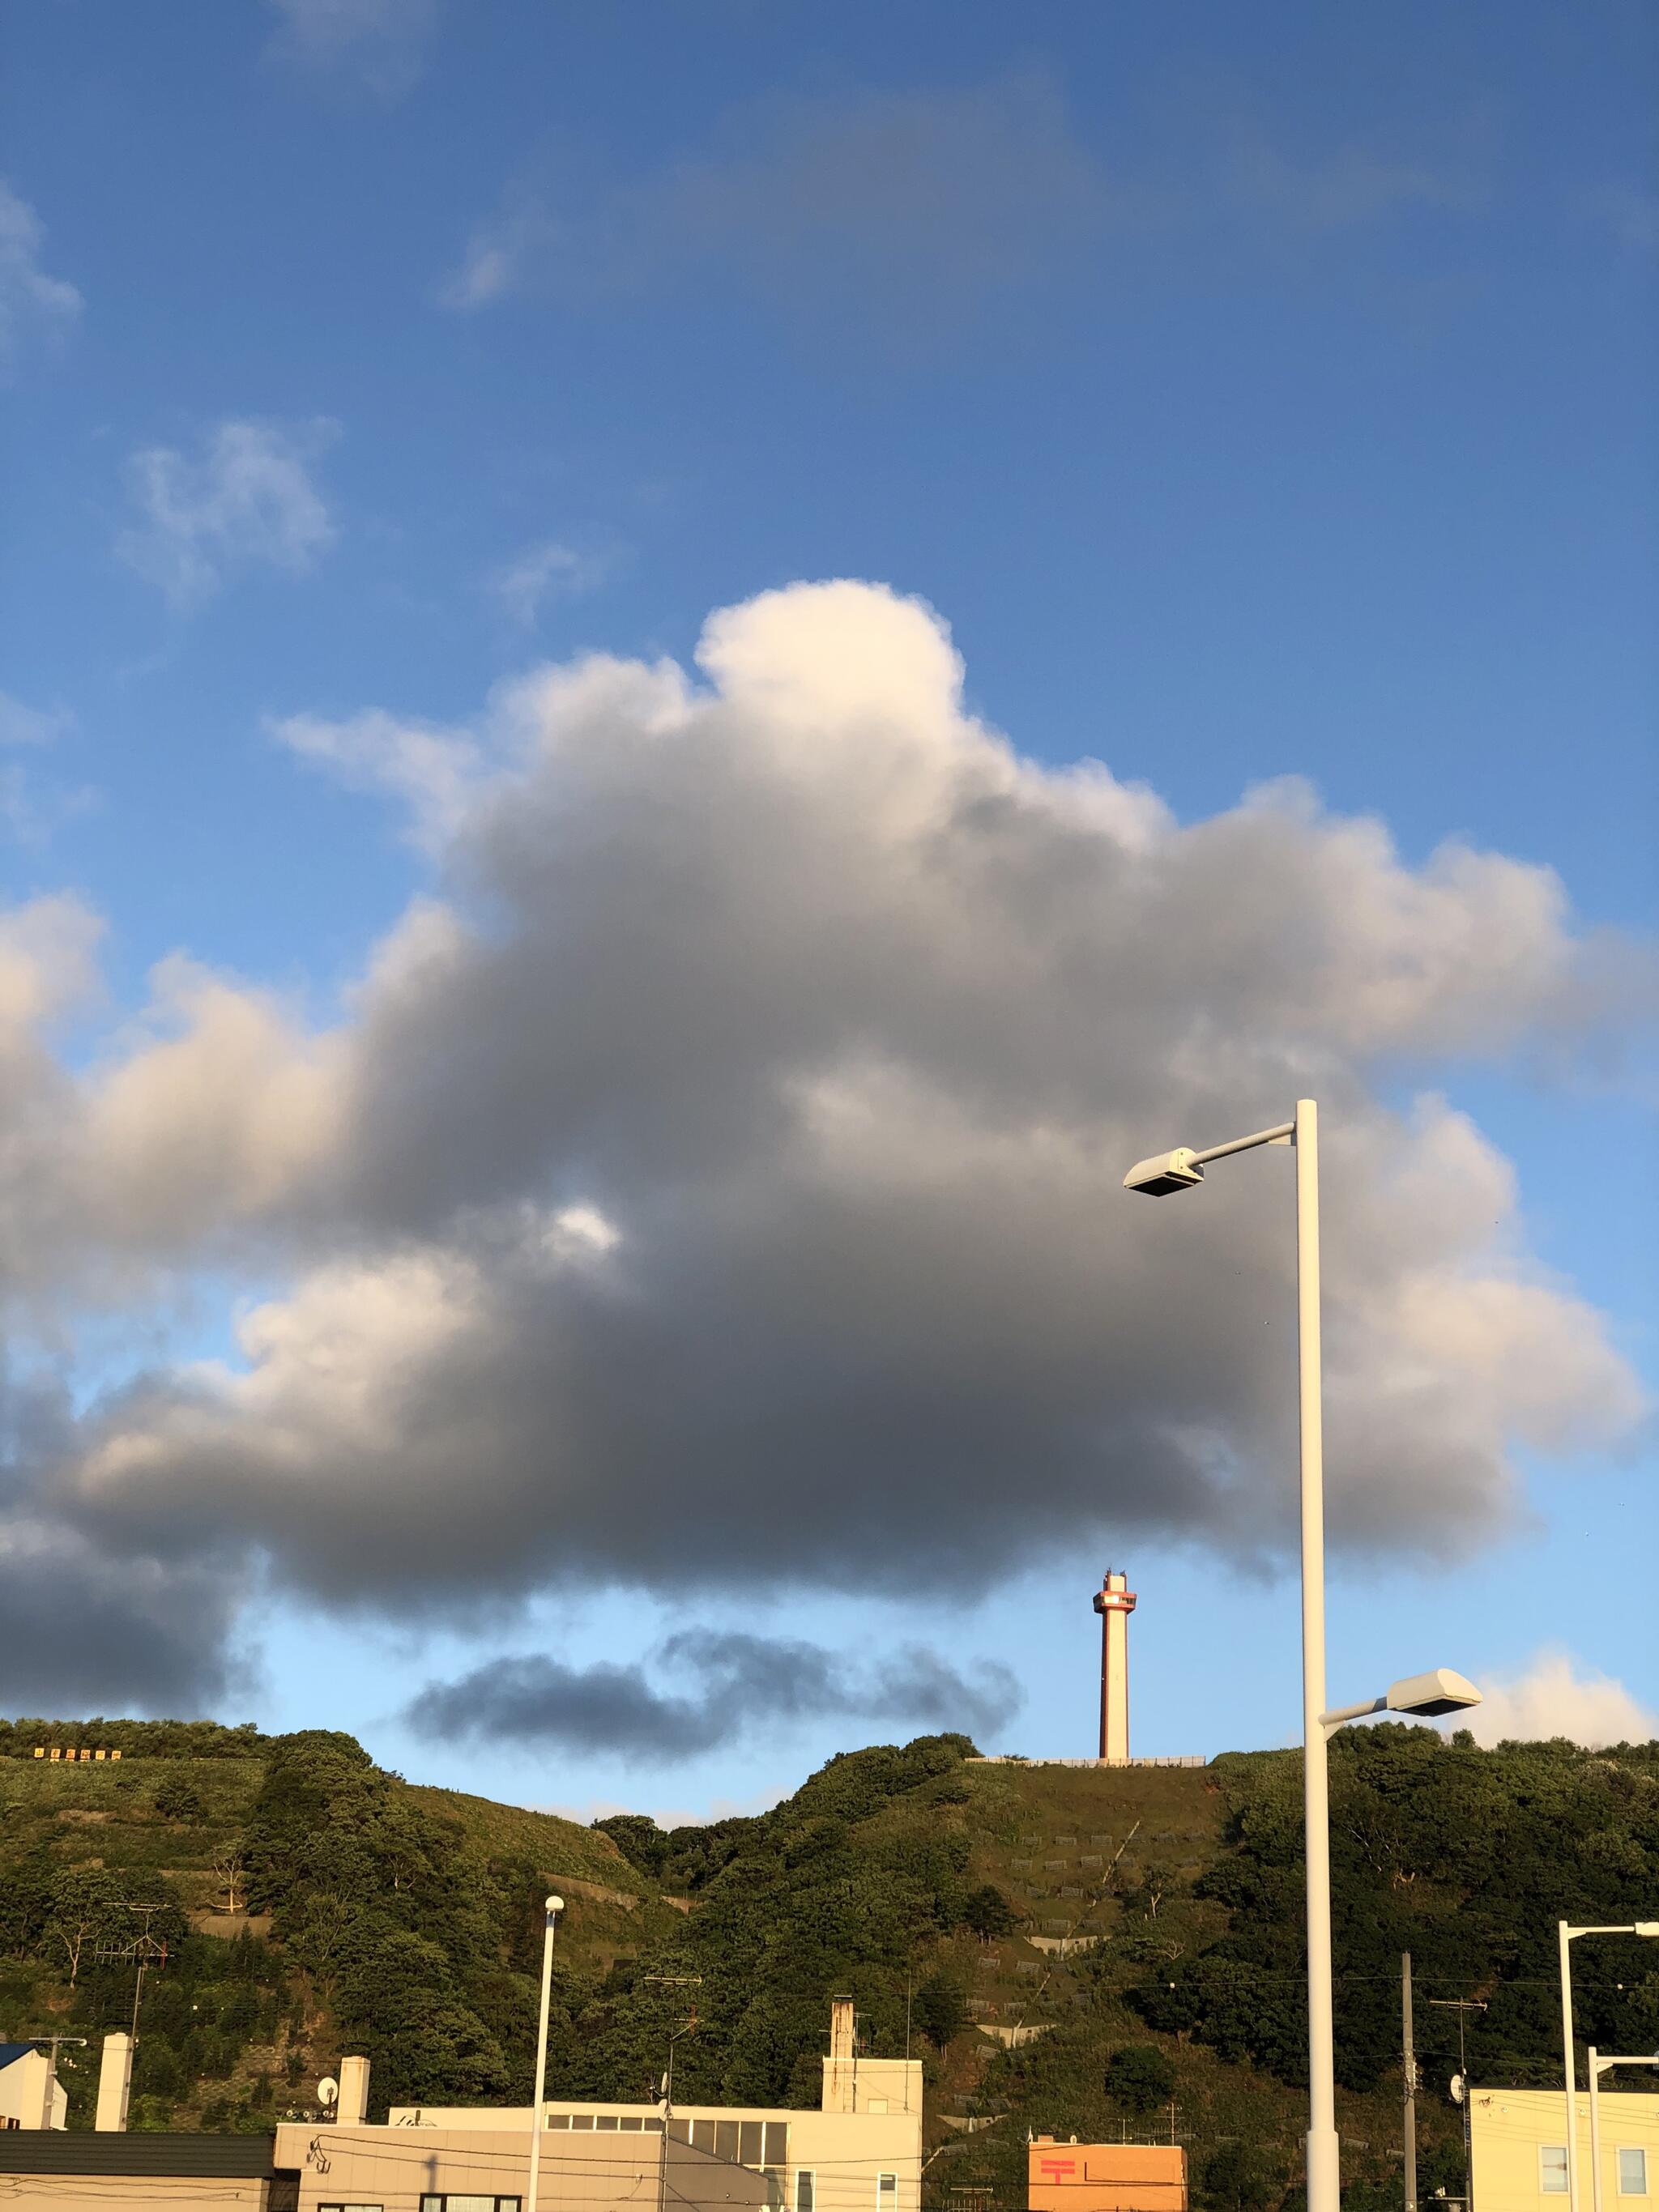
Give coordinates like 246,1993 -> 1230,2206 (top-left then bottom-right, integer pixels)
1542,2148 -> 1570,2195
796,2172 -> 816,2212
416,2199 -> 520,2212
318,2204 -> 384,2211
1619,2151 -> 1648,2197
879,2175 -> 898,2209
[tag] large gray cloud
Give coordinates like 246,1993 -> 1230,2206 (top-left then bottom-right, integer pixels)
406,1632 -> 1022,1762
0,581 -> 1647,1703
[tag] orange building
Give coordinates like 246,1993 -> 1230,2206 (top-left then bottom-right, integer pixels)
1029,2138 -> 1188,2212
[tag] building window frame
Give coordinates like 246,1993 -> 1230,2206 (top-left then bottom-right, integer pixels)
1542,2147 -> 1570,2196
415,2197 -> 522,2212
1618,2149 -> 1648,2198
795,2169 -> 816,2212
878,2172 -> 899,2209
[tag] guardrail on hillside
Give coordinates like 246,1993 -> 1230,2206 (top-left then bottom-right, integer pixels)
966,1754 -> 1206,1768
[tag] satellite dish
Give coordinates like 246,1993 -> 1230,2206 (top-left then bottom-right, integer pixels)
1450,2075 -> 1466,2105
318,2077 -> 339,2110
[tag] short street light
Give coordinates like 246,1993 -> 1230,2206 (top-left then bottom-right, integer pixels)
1126,1101 -> 1482,2212
527,1894 -> 564,2212
1559,1923 -> 1659,2212
1320,1670 -> 1483,1732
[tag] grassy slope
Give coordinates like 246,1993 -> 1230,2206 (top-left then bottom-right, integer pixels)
924,1758 -> 1445,2205
0,1754 -> 650,2124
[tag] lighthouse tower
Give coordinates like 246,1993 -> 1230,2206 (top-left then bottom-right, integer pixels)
1092,1569 -> 1137,1765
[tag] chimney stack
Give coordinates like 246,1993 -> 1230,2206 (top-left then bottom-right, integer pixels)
1092,1568 -> 1137,1764
336,2054 -> 370,2127
821,1997 -> 857,2114
96,2034 -> 133,2132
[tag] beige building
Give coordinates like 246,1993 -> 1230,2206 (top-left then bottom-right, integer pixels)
271,2119 -> 770,2212
0,2001 -> 920,2212
270,1998 -> 922,2212
1470,2087 -> 1657,2212
377,1999 -> 928,2212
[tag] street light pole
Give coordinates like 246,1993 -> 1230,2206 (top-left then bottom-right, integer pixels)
1558,1923 -> 1659,2212
1401,1954 -> 1418,2212
526,1894 -> 563,2212
1561,1922 -> 1581,2212
1294,1099 -> 1341,2212
1125,1100 -> 1484,2212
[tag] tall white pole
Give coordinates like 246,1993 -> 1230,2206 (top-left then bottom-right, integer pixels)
1560,1923 -> 1580,2212
1588,2050 -> 1604,2212
527,1896 -> 561,2212
1297,1097 -> 1341,2212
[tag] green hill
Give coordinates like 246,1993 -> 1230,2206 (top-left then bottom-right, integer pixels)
2,1715 -> 1655,2212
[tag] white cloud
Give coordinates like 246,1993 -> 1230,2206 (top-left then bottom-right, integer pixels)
0,692 -> 73,748
117,418 -> 339,609
265,0 -> 437,100
0,180 -> 80,370
1465,1650 -> 1657,1749
489,539 -> 614,628
270,706 -> 480,851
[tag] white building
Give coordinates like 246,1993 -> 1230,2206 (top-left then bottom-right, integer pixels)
0,2043 -> 67,2131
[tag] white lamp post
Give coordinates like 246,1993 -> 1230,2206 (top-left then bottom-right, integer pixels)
1558,1922 -> 1659,2212
527,1894 -> 564,2212
1126,1099 -> 1482,2212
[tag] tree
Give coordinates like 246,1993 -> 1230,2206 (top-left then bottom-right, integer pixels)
46,1869 -> 123,1988
1128,1863 -> 1174,1919
595,1813 -> 672,1879
152,1776 -> 205,1824
211,1849 -> 248,1915
1199,2142 -> 1277,2212
962,1884 -> 1017,1940
911,1969 -> 968,2050
1104,2044 -> 1175,2112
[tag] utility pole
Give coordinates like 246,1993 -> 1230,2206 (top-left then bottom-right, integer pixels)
1429,1996 -> 1486,2210
1402,1954 -> 1418,2212
644,1975 -> 702,2212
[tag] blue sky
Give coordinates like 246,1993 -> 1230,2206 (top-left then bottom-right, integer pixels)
0,0 -> 1653,1820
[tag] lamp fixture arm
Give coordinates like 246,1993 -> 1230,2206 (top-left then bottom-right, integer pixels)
1189,1121 -> 1297,1166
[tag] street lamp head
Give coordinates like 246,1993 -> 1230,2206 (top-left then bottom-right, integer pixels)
1385,1668 -> 1482,1719
546,1894 -> 564,1916
1124,1148 -> 1205,1196
1636,1924 -> 1659,1940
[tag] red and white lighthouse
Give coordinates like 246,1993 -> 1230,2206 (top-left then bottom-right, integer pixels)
1092,1569 -> 1137,1765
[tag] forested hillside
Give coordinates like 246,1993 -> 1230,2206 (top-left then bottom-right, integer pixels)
2,1716 -> 1655,2212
